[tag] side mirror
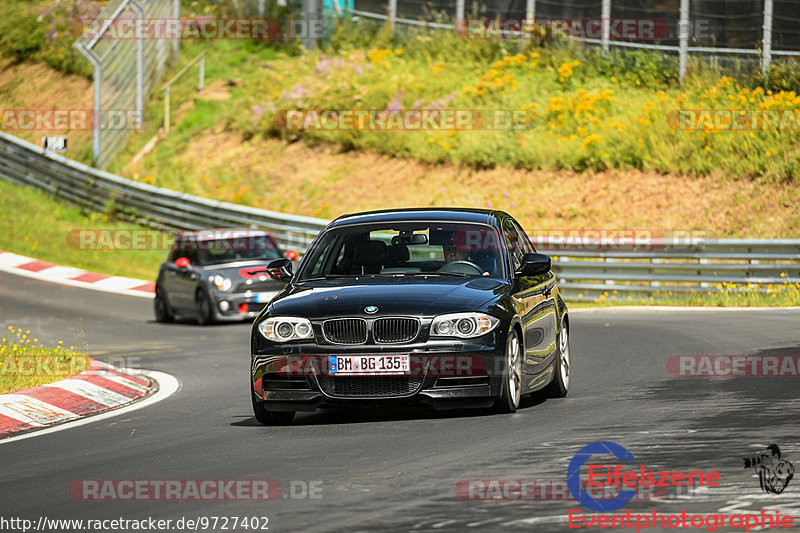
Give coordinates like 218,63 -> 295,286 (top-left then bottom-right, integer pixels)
266,257 -> 294,282
516,253 -> 551,277
284,250 -> 300,261
175,257 -> 191,269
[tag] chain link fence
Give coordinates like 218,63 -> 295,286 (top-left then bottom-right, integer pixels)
73,0 -> 177,170
349,0 -> 800,77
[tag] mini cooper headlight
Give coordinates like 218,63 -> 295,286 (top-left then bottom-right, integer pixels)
259,317 -> 314,342
430,312 -> 499,339
211,274 -> 232,291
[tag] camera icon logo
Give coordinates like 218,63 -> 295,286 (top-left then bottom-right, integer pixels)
742,444 -> 794,494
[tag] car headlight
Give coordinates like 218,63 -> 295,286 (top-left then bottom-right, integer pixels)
430,312 -> 499,338
258,317 -> 314,342
211,274 -> 232,291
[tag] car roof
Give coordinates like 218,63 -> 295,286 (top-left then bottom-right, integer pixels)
329,207 -> 509,228
173,228 -> 276,242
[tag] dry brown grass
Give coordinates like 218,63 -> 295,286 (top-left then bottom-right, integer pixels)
0,56 -> 93,151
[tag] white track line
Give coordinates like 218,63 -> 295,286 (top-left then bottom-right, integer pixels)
0,262 -> 154,299
0,370 -> 180,445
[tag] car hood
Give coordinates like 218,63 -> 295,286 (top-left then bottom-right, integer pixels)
270,276 -> 509,318
200,261 -> 285,289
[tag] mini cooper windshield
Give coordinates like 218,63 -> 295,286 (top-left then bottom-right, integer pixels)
297,222 -> 506,280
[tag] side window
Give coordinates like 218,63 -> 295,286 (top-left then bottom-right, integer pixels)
307,235 -> 343,277
503,219 -> 525,272
182,249 -> 199,265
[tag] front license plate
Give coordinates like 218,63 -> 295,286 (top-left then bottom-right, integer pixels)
329,355 -> 410,375
253,291 -> 278,303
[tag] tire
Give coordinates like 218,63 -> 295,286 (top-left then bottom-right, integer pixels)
154,286 -> 175,323
494,329 -> 523,413
251,381 -> 295,425
543,319 -> 570,398
195,287 -> 215,325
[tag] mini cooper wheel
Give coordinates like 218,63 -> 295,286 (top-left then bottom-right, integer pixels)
495,329 -> 522,413
195,287 -> 215,325
154,285 -> 174,323
544,319 -> 570,398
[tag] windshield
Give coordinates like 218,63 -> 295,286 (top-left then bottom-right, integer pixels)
190,237 -> 281,266
297,222 -> 505,280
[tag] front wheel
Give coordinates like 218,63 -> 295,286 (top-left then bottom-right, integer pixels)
544,319 -> 570,398
494,329 -> 522,413
154,286 -> 174,323
251,383 -> 295,425
195,287 -> 215,325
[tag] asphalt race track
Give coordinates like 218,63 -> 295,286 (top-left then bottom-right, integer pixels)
1,269 -> 799,532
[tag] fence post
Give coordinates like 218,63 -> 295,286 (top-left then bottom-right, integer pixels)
389,0 -> 397,28
173,0 -> 180,62
456,0 -> 464,28
762,0 -> 773,75
679,0 -> 689,81
301,0 -> 320,48
199,55 -> 205,94
93,63 -> 102,163
164,86 -> 170,133
525,0 -> 535,36
129,1 -> 145,129
601,0 -> 611,53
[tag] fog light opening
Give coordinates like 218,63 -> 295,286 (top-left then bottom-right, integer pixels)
219,300 -> 230,312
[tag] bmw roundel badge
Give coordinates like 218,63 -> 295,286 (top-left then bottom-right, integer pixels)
364,305 -> 379,314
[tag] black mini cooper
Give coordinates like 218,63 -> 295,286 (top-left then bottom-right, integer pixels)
250,208 -> 570,424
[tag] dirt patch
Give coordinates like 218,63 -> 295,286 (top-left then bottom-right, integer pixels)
0,56 -> 93,150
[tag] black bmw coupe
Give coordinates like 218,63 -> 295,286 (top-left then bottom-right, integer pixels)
250,208 -> 570,424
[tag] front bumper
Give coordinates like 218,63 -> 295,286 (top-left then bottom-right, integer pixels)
210,290 -> 280,321
251,336 -> 507,411
257,379 -> 496,411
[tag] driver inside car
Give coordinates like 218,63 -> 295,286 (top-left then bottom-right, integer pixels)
443,244 -> 470,263
438,229 -> 496,276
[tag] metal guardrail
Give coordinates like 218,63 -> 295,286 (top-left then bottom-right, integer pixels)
0,131 -> 327,254
1,130 -> 798,301
541,240 -> 800,301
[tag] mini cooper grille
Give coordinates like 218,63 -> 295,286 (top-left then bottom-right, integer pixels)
373,318 -> 419,343
323,319 -> 368,344
317,376 -> 423,397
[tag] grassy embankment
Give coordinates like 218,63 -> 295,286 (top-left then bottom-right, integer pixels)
0,179 -> 165,280
0,325 -> 90,394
